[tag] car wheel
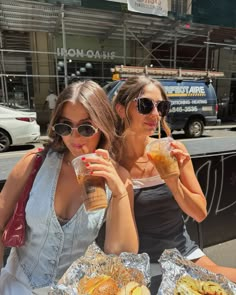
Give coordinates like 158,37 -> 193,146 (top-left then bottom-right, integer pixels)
184,119 -> 204,138
0,129 -> 11,152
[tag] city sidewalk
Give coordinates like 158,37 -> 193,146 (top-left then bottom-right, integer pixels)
39,135 -> 49,143
204,122 -> 236,130
204,239 -> 236,267
39,125 -> 49,143
39,122 -> 236,143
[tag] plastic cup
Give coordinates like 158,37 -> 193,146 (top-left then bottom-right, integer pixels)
71,154 -> 108,212
145,137 -> 180,179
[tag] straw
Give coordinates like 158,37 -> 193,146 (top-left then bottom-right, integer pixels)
158,120 -> 161,139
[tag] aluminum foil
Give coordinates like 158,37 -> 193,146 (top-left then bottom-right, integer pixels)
158,248 -> 236,295
49,243 -> 151,295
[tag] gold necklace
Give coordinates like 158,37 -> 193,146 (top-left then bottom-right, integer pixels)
134,159 -> 155,178
136,154 -> 149,164
136,159 -> 149,164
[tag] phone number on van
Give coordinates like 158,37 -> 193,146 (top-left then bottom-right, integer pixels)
170,106 -> 198,113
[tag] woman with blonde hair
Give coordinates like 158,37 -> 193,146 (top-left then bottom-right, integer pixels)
112,75 -> 236,294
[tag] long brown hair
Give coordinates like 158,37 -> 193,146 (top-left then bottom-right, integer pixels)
112,75 -> 171,136
44,80 -> 120,160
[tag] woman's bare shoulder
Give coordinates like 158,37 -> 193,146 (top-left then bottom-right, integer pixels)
0,148 -> 44,223
6,148 -> 42,183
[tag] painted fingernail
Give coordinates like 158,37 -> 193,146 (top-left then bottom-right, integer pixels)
90,171 -> 93,175
81,157 -> 86,161
85,163 -> 89,167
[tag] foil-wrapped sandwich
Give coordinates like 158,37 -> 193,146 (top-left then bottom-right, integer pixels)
158,249 -> 236,295
174,275 -> 229,295
49,243 -> 151,295
77,275 -> 150,295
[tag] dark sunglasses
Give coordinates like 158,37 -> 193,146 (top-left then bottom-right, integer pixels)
134,97 -> 171,116
52,123 -> 98,137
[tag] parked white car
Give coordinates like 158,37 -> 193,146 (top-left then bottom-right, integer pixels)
0,105 -> 40,152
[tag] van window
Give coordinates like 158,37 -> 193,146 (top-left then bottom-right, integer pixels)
103,81 -> 120,94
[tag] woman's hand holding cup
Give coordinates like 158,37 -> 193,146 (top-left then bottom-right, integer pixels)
146,137 -> 180,180
86,149 -> 128,199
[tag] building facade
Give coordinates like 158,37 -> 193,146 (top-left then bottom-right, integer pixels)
0,0 -> 236,124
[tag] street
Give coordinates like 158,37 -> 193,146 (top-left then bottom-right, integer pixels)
1,127 -> 236,181
0,143 -> 41,181
173,125 -> 236,140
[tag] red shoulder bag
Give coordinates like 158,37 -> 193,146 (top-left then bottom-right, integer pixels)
2,151 -> 43,247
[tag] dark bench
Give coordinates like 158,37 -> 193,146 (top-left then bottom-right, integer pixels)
184,137 -> 236,248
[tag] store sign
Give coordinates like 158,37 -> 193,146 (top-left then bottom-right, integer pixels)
57,48 -> 116,60
127,0 -> 168,16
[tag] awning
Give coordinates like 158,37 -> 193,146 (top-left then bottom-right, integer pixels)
1,0 -> 236,50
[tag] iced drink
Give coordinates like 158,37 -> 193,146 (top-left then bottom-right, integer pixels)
72,154 -> 108,212
146,137 -> 180,179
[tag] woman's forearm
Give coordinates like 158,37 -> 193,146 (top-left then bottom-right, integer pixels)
104,192 -> 139,255
165,177 -> 207,222
169,141 -> 207,221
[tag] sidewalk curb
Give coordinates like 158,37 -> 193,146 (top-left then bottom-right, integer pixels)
205,124 -> 236,130
39,135 -> 49,143
38,124 -> 236,143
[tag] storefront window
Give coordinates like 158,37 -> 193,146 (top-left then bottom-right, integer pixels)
57,59 -> 115,89
1,74 -> 33,110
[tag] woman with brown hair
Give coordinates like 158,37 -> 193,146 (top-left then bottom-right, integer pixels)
0,80 -> 138,294
112,75 -> 236,294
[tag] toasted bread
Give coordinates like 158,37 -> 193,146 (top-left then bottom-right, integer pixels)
174,275 -> 229,295
117,281 -> 151,295
77,275 -> 119,295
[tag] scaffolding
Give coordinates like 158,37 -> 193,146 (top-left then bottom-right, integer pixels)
113,65 -> 225,80
0,0 -> 235,120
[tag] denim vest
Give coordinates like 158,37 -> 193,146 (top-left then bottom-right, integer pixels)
5,151 -> 110,289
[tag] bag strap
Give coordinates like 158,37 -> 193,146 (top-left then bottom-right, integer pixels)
20,148 -> 44,203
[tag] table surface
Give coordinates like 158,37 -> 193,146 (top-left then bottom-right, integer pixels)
182,137 -> 236,156
1,137 -> 236,181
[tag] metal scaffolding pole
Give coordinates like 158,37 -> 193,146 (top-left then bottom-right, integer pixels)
0,31 -> 8,104
205,31 -> 211,71
123,24 -> 126,66
61,5 -> 68,87
126,26 -> 162,67
53,34 -> 60,95
26,72 -> 30,108
0,74 -> 4,102
169,47 -> 172,68
139,38 -> 171,67
174,35 -> 177,69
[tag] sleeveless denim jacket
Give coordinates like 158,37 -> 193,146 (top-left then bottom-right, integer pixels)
4,151 -> 110,289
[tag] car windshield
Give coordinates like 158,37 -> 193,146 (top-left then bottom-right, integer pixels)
103,80 -> 120,93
